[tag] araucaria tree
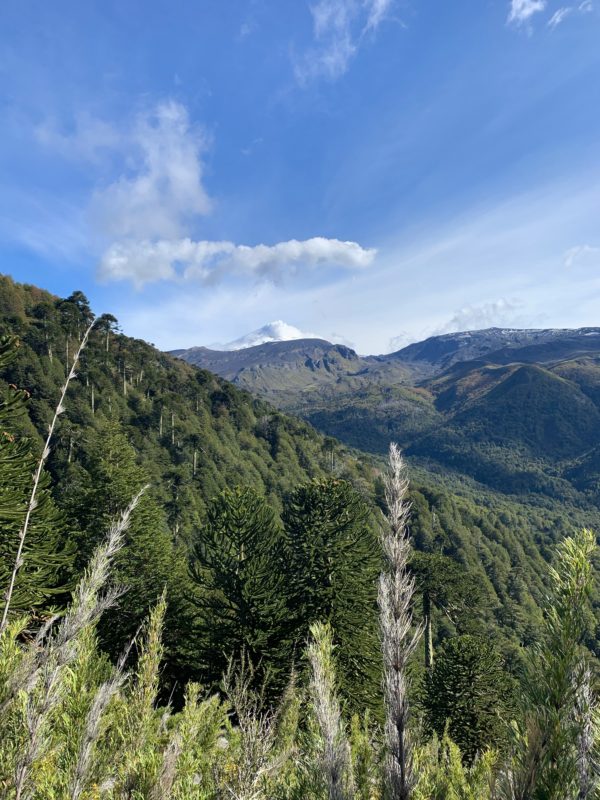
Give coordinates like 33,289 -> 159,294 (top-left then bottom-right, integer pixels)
283,477 -> 381,712
409,551 -> 483,670
423,634 -> 513,764
191,485 -> 292,693
67,420 -> 180,658
0,336 -> 73,621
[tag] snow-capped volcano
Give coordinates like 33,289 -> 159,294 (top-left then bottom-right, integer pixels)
221,321 -> 319,350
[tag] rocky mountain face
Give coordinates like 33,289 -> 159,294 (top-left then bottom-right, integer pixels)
174,327 -> 600,503
172,338 -> 415,405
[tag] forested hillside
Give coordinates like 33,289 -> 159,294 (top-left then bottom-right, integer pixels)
176,329 -> 600,504
2,274 -> 599,682
0,275 -> 379,691
2,275 -> 600,796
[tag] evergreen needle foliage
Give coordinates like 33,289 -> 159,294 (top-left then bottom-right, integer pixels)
1,277 -> 600,797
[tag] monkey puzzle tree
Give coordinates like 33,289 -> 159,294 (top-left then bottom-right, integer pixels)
282,478 -> 381,712
191,486 -> 291,694
423,634 -> 514,764
0,337 -> 73,618
410,552 -> 484,669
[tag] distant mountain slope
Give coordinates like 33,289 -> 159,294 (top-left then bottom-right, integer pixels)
174,326 -> 600,502
172,338 -> 416,407
385,327 -> 600,375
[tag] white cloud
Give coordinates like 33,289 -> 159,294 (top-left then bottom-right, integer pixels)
221,320 -> 320,349
548,6 -> 573,26
33,100 -> 378,293
579,0 -> 594,11
508,0 -> 546,25
91,101 -> 211,240
99,236 -> 376,288
388,330 -> 413,352
365,0 -> 394,31
294,0 -> 393,84
434,299 -> 524,335
564,244 -> 600,269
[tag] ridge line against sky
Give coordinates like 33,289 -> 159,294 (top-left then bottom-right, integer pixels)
0,0 -> 599,353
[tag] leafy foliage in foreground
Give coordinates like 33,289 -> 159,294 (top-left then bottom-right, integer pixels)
0,505 -> 597,798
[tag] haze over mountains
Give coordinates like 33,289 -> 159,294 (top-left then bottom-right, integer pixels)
174,325 -> 600,503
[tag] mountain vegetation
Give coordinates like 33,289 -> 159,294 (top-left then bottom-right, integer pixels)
1,274 -> 600,796
176,327 -> 600,506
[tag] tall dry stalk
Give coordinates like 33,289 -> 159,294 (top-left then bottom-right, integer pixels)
0,319 -> 95,635
378,443 -> 422,800
574,668 -> 600,800
69,636 -> 136,800
11,488 -> 146,800
307,621 -> 354,800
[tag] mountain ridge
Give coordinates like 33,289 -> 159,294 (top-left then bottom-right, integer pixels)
174,325 -> 600,502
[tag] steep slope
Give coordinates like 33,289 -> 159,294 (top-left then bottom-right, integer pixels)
175,326 -> 600,504
173,338 -> 416,408
4,275 -> 600,671
409,364 -> 600,496
0,276 -> 371,526
385,327 -> 600,375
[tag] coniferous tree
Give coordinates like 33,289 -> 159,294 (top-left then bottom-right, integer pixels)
67,420 -> 181,659
191,486 -> 291,694
422,634 -> 514,764
410,552 -> 484,669
499,529 -> 599,800
0,336 -> 73,617
283,478 -> 381,712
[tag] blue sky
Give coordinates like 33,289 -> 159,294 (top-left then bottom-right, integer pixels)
0,0 -> 599,353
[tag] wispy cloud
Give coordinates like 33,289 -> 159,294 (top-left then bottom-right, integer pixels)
33,100 -> 378,290
434,298 -> 523,334
548,6 -> 572,26
364,0 -> 394,31
35,101 -> 212,246
547,1 -> 593,26
99,236 -> 376,288
508,0 -> 546,25
91,101 -> 212,240
388,330 -> 413,352
294,0 -> 394,84
35,113 -> 122,163
564,244 -> 600,268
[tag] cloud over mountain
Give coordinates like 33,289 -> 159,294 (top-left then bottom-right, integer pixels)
220,320 -> 319,350
435,299 -> 523,334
